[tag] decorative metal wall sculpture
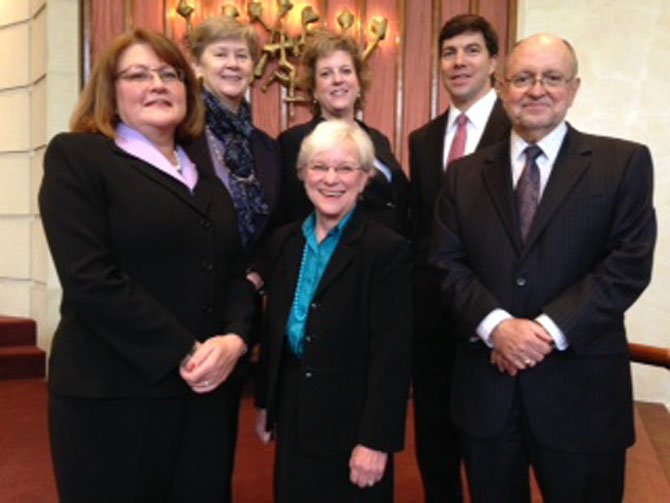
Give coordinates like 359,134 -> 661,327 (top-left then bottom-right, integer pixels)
175,1 -> 388,117
176,0 -> 196,33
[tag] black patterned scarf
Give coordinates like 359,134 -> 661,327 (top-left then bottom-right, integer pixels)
203,89 -> 269,250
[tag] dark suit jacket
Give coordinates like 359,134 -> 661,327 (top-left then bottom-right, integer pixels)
256,209 -> 412,455
409,99 -> 510,333
39,132 -> 256,398
278,116 -> 410,235
188,127 -> 283,262
430,125 -> 656,452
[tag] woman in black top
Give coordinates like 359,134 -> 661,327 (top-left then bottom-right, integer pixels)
40,29 -> 254,502
278,30 -> 409,235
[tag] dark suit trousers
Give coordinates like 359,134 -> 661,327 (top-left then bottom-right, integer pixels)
49,378 -> 244,503
460,387 -> 625,503
274,350 -> 394,503
412,332 -> 463,503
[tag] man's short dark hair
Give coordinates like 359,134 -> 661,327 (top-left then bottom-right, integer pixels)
438,14 -> 499,57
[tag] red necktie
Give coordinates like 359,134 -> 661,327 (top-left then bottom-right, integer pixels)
447,114 -> 468,166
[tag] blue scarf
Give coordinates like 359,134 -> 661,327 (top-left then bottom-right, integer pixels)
203,89 -> 268,250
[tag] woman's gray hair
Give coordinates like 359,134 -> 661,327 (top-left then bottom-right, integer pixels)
187,16 -> 261,62
297,120 -> 375,180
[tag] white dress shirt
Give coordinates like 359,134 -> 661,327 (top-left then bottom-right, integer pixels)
476,122 -> 569,350
442,88 -> 498,168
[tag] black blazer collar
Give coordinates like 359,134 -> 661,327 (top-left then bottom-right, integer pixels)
109,137 -> 211,217
481,141 -> 520,251
424,110 -> 449,182
279,207 -> 367,301
478,99 -> 511,149
523,125 -> 591,250
481,125 -> 592,253
314,208 -> 366,296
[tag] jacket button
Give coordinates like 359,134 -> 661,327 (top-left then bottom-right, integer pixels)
516,277 -> 527,287
201,304 -> 213,314
386,201 -> 396,208
304,368 -> 314,378
305,334 -> 314,343
202,260 -> 214,272
310,301 -> 319,310
201,219 -> 212,229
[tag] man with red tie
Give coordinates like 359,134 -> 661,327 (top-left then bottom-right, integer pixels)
408,14 -> 510,502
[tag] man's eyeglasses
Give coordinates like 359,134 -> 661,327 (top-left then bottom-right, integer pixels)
504,73 -> 574,90
116,65 -> 185,84
307,164 -> 362,176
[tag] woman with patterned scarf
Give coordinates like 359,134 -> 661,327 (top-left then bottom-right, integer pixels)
188,16 -> 282,261
186,16 -> 282,500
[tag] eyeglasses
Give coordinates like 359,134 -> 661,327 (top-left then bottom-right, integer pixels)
505,73 -> 574,90
116,65 -> 185,84
307,164 -> 362,176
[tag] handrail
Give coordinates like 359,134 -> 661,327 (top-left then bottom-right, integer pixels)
629,343 -> 670,370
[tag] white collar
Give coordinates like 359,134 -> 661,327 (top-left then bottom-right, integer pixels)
510,122 -> 568,164
447,88 -> 497,131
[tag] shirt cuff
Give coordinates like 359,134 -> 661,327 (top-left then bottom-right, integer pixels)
476,309 -> 513,348
535,314 -> 569,350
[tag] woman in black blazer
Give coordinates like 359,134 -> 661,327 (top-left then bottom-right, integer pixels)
187,16 -> 282,268
255,120 -> 412,503
278,30 -> 409,236
39,29 -> 254,502
185,17 -> 283,488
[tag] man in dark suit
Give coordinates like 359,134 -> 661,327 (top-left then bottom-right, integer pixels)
408,14 -> 510,502
431,33 -> 656,502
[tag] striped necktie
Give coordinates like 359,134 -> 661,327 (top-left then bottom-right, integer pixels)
516,144 -> 543,242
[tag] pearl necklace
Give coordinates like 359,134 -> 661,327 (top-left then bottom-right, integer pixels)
173,149 -> 182,174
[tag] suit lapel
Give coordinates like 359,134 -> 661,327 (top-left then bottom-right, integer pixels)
477,99 -> 511,149
368,133 -> 394,173
481,142 -> 522,252
251,131 -> 276,202
313,210 -> 365,297
111,139 -> 210,217
523,127 -> 591,251
427,111 -> 449,187
182,133 -> 215,178
273,228 -> 304,326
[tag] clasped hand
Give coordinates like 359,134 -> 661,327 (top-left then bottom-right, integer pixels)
349,444 -> 388,489
490,319 -> 554,376
180,334 -> 247,393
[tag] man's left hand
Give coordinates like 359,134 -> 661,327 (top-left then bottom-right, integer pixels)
491,318 -> 554,371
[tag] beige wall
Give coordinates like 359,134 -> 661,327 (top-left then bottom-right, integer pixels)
518,0 -> 670,405
0,1 -> 44,326
0,0 -> 79,349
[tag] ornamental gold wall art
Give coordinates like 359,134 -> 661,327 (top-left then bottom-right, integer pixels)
176,1 -> 388,118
